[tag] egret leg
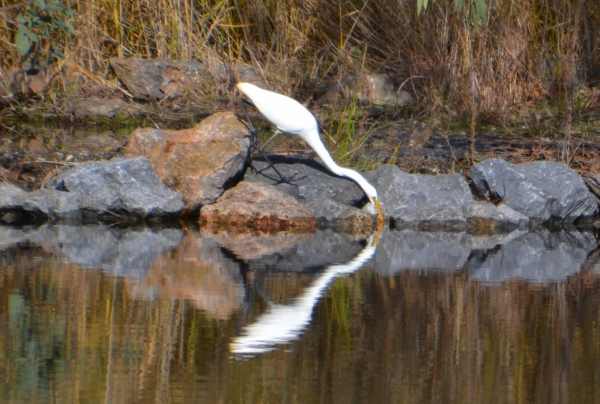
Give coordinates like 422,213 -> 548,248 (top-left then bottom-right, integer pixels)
239,99 -> 298,184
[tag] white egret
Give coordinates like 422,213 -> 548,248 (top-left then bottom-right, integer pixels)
237,82 -> 384,223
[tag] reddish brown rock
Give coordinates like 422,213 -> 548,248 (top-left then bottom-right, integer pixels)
200,182 -> 316,233
125,111 -> 250,211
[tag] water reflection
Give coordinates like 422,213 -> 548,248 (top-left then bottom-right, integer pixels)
374,229 -> 596,282
1,224 -> 600,403
230,236 -> 377,355
467,230 -> 597,283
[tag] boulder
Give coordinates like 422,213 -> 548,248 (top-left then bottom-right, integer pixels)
244,156 -> 377,231
236,63 -> 266,88
200,181 -> 316,232
323,74 -> 413,106
583,173 -> 600,202
365,164 -> 526,232
125,111 -> 250,211
46,157 -> 183,221
0,183 -> 81,224
109,58 -> 214,100
470,158 -> 598,224
66,96 -> 132,119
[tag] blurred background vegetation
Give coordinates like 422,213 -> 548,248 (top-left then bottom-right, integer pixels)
0,0 -> 598,114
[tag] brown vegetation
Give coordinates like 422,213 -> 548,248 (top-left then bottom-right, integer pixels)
0,0 -> 599,113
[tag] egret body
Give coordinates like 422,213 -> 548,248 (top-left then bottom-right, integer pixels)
237,82 -> 383,223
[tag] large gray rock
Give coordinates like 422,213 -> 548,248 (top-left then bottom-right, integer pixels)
470,158 -> 598,224
0,183 -> 81,224
583,173 -> 600,203
47,157 -> 184,220
245,156 -> 377,231
366,164 -> 526,231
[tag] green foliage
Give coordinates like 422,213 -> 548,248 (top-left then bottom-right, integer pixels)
15,0 -> 76,66
417,0 -> 487,27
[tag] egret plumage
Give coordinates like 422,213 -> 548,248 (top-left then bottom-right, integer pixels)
237,82 -> 383,223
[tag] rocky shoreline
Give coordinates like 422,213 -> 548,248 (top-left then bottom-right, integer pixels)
1,110 -> 599,235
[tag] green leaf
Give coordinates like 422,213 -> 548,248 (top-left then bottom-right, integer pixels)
16,13 -> 26,23
15,25 -> 32,57
65,21 -> 75,33
26,30 -> 38,43
34,0 -> 46,11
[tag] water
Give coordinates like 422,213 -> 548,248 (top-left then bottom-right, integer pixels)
1,224 -> 600,403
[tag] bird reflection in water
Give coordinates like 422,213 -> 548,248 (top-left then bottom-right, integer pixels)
230,234 -> 378,355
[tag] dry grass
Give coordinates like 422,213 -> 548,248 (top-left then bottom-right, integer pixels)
0,0 -> 600,170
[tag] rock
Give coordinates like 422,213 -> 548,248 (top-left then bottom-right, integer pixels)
366,164 -> 524,231
126,112 -> 250,211
199,181 -> 316,232
245,156 -> 377,230
46,157 -> 184,221
463,201 -> 529,233
470,158 -> 598,224
236,63 -> 266,88
109,58 -> 214,100
66,96 -> 132,119
324,74 -> 412,106
584,173 -> 600,202
0,183 -> 81,224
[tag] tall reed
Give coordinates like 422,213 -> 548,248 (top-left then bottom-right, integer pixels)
0,0 -> 598,117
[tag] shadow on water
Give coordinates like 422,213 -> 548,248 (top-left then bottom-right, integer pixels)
1,224 -> 600,402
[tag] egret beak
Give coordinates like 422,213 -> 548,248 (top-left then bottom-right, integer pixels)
374,197 -> 384,224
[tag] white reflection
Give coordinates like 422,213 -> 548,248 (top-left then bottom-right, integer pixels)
230,236 -> 378,355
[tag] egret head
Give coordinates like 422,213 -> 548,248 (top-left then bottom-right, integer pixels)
360,181 -> 383,224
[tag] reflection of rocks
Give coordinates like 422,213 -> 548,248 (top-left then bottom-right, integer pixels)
204,227 -> 368,272
468,230 -> 597,283
201,229 -> 312,260
126,230 -> 244,319
243,230 -> 368,272
582,247 -> 600,274
375,230 -> 472,276
0,224 -> 183,277
373,228 -> 594,283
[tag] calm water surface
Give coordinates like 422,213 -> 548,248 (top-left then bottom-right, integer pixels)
1,224 -> 600,403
